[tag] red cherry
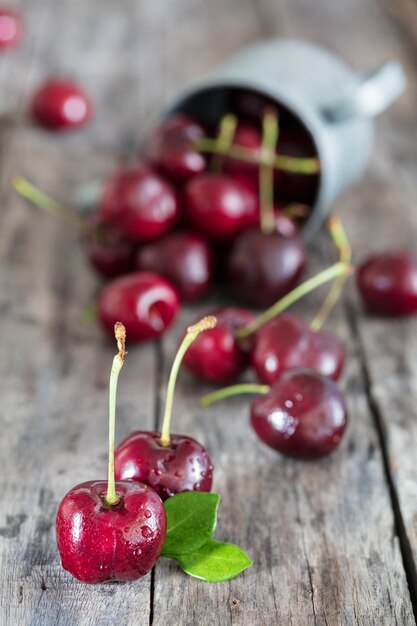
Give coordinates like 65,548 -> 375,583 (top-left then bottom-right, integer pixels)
0,6 -> 23,49
357,249 -> 417,316
251,368 -> 348,459
115,432 -> 213,501
143,114 -> 207,183
84,214 -> 137,278
98,272 -> 180,343
31,79 -> 92,130
276,129 -> 319,204
56,480 -> 166,583
99,164 -> 179,242
184,173 -> 257,241
183,307 -> 255,384
252,313 -> 345,384
227,229 -> 307,307
136,231 -> 214,302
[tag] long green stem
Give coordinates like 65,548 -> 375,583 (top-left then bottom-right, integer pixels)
194,138 -> 320,173
235,261 -> 351,339
200,384 -> 270,408
211,113 -> 238,172
159,316 -> 217,447
104,322 -> 127,507
259,109 -> 279,235
310,217 -> 352,332
12,175 -> 89,233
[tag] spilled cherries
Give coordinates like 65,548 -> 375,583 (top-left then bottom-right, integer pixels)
31,79 -> 92,130
99,164 -> 179,241
98,272 -> 179,343
357,249 -> 417,316
115,316 -> 216,499
201,368 -> 348,460
143,114 -> 208,183
56,324 -> 167,583
0,6 -> 23,50
136,231 -> 214,302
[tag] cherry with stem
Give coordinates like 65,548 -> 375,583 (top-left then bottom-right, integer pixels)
200,368 -> 348,460
114,316 -> 217,500
55,323 -> 167,583
251,217 -> 352,383
183,261 -> 350,384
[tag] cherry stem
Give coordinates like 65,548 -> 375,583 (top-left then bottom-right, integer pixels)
235,261 -> 351,340
259,109 -> 279,235
310,216 -> 352,332
211,113 -> 238,172
200,383 -> 270,408
159,316 -> 217,447
194,138 -> 320,173
104,322 -> 127,508
12,175 -> 90,233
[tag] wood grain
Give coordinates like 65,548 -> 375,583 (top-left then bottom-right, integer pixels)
0,0 -> 416,624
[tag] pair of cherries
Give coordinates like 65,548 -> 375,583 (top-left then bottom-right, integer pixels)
57,318 -> 215,584
183,260 -> 349,387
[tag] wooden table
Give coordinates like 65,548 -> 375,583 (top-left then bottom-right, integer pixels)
1,1 -> 417,624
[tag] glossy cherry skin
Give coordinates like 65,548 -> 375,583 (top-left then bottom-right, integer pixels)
99,164 -> 179,242
56,480 -> 166,583
227,229 -> 307,307
250,368 -> 348,459
98,272 -> 180,343
183,307 -> 255,384
184,173 -> 257,241
356,250 -> 417,316
114,432 -> 213,501
0,7 -> 23,49
143,114 -> 207,183
136,232 -> 214,302
31,79 -> 92,130
84,214 -> 137,278
252,313 -> 345,384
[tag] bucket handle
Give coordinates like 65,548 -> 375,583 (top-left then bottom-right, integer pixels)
322,60 -> 406,122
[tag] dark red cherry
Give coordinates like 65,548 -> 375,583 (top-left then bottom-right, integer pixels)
357,249 -> 417,316
56,480 -> 166,583
143,114 -> 208,183
276,129 -> 319,204
99,164 -> 179,242
183,307 -> 255,384
0,6 -> 23,49
250,368 -> 348,459
252,313 -> 344,384
115,432 -> 213,501
31,79 -> 92,130
227,229 -> 307,307
184,173 -> 257,241
84,214 -> 137,278
98,272 -> 180,342
136,231 -> 214,302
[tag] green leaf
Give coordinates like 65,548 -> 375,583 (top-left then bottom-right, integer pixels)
173,540 -> 252,582
161,492 -> 220,557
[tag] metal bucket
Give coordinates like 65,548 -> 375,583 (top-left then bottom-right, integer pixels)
166,39 -> 406,238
